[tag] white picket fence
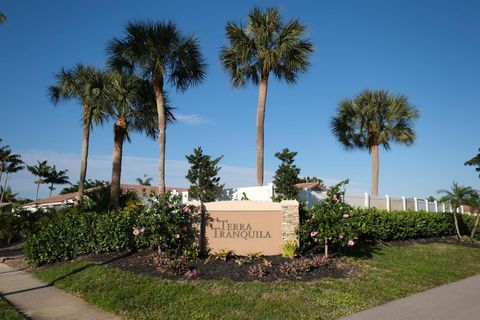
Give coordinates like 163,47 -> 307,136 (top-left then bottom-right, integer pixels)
219,184 -> 473,214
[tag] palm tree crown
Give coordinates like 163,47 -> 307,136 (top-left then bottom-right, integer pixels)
27,160 -> 51,200
220,7 -> 313,86
44,165 -> 70,197
331,90 -> 418,151
220,7 -> 313,186
438,182 -> 478,210
107,20 -> 206,193
331,89 -> 419,195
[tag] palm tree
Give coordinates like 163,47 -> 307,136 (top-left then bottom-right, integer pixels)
438,182 -> 478,241
136,174 -> 153,186
465,148 -> 480,178
48,65 -> 109,203
220,7 -> 313,186
466,192 -> 480,241
27,160 -> 51,201
0,146 -> 21,186
44,165 -> 70,197
0,157 -> 24,205
107,21 -> 206,193
104,71 -> 175,208
331,89 -> 419,196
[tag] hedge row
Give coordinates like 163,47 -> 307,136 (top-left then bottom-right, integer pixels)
24,193 -> 199,265
24,211 -> 136,264
299,206 -> 478,252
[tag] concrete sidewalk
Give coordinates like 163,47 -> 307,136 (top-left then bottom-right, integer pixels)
340,274 -> 480,320
0,263 -> 119,320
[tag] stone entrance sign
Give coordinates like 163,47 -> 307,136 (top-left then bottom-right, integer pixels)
203,200 -> 299,256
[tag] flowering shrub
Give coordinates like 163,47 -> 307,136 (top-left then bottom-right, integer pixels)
298,180 -> 358,254
131,192 -> 200,254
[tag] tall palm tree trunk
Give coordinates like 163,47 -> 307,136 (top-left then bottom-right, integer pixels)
78,106 -> 91,203
453,207 -> 463,241
0,174 -> 8,205
49,183 -> 54,197
35,180 -> 41,201
371,144 -> 379,196
153,75 -> 166,194
256,76 -> 269,186
110,117 -> 127,209
470,213 -> 480,241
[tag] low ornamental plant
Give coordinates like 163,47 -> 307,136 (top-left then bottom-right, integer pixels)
298,180 -> 358,256
278,256 -> 331,278
152,251 -> 189,275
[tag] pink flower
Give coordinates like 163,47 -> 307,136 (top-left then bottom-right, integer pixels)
140,227 -> 145,234
343,213 -> 350,219
348,240 -> 355,246
175,233 -> 180,239
133,229 -> 140,236
183,206 -> 190,214
182,226 -> 188,232
310,231 -> 318,237
332,194 -> 337,201
339,233 -> 344,240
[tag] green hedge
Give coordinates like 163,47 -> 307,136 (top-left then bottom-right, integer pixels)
24,193 -> 200,265
299,205 -> 479,253
24,211 -> 136,264
349,208 -> 478,241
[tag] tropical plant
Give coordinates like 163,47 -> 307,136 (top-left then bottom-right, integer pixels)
466,192 -> 480,241
281,239 -> 298,259
48,65 -> 109,203
103,70 -> 175,208
465,148 -> 480,178
44,165 -> 70,197
136,174 -> 153,186
26,160 -> 51,201
107,20 -> 206,193
185,147 -> 224,202
0,12 -> 6,25
0,156 -> 24,205
0,144 -> 22,190
273,148 -> 301,201
438,182 -> 478,241
331,89 -> 419,196
220,7 -> 313,186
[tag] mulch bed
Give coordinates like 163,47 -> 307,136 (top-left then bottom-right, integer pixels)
88,249 -> 356,282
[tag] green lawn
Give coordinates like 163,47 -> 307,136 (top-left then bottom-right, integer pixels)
35,243 -> 480,320
0,298 -> 27,320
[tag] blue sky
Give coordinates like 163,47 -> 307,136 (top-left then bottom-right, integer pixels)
1,0 -> 479,199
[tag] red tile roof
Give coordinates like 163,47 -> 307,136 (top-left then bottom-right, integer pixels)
295,181 -> 327,191
22,184 -> 188,207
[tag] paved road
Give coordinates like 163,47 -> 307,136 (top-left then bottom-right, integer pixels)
0,263 -> 119,320
339,274 -> 480,320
